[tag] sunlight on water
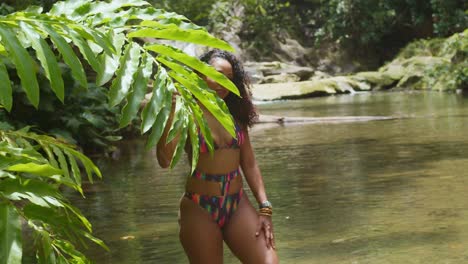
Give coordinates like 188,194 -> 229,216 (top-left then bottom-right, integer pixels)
76,92 -> 468,263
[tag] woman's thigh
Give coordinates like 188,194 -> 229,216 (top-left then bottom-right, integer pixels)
223,194 -> 279,264
179,197 -> 224,264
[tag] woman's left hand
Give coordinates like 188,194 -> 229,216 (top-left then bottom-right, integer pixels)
255,215 -> 275,249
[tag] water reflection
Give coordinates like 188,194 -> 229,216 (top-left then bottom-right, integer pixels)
75,92 -> 468,263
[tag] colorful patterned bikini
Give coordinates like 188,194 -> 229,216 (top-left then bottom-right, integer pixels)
184,122 -> 245,229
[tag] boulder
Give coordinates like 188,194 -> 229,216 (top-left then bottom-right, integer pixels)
352,71 -> 397,89
263,64 -> 314,80
244,61 -> 314,80
251,77 -> 371,101
261,73 -> 300,84
308,70 -> 331,81
244,61 -> 314,83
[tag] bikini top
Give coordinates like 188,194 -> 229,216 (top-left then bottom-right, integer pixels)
198,122 -> 245,153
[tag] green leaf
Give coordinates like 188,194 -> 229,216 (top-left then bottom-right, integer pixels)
0,62 -> 12,112
36,230 -> 55,264
82,232 -> 109,251
52,239 -> 88,263
0,170 -> 16,179
42,24 -> 87,89
67,26 -> 102,74
0,202 -> 22,264
166,100 -> 184,144
170,117 -> 188,169
167,74 -> 234,138
20,22 -> 65,102
64,147 -> 102,180
129,21 -> 233,51
61,203 -> 91,232
67,25 -> 115,55
0,178 -> 62,208
38,142 -> 59,168
6,162 -> 62,177
141,67 -> 170,133
0,26 -> 39,108
177,81 -> 214,154
51,146 -> 70,180
49,0 -> 93,20
120,53 -> 154,128
145,101 -> 171,150
23,203 -> 84,235
108,42 -> 141,107
144,76 -> 174,150
146,44 -> 239,96
64,151 -> 82,194
85,0 -> 150,20
0,156 -> 30,171
0,44 -> 7,56
158,56 -> 235,137
187,107 -> 200,173
96,31 -> 126,86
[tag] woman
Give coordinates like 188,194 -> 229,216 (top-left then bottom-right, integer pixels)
157,49 -> 278,264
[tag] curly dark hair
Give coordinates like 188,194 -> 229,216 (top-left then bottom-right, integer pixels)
200,49 -> 258,128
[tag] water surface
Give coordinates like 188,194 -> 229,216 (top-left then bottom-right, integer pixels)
78,91 -> 468,263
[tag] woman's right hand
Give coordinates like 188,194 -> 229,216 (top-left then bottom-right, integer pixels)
255,215 -> 276,250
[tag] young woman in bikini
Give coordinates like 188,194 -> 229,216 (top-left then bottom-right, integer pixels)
157,49 -> 278,264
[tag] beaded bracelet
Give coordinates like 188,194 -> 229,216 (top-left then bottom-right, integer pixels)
258,207 -> 273,217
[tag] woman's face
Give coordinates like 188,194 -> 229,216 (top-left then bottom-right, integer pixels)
204,57 -> 233,99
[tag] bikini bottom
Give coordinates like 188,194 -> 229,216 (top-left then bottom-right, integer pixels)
184,169 -> 243,229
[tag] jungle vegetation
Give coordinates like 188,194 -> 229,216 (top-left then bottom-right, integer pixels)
0,0 -> 466,263
151,0 -> 467,64
0,0 -> 239,262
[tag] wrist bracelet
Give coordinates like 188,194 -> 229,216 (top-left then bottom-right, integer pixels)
259,200 -> 273,209
258,207 -> 273,217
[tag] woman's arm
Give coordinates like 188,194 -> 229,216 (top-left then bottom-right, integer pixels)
240,129 -> 268,206
240,128 -> 275,249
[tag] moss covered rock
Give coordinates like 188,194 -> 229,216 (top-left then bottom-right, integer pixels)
252,76 -> 371,100
379,29 -> 467,91
251,30 -> 467,100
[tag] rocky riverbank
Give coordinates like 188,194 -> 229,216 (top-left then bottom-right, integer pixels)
249,29 -> 467,101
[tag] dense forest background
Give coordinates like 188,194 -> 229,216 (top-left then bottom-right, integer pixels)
2,0 -> 466,72
1,0 -> 466,153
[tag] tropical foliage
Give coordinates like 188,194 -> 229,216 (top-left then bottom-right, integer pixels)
313,0 -> 467,48
152,0 -> 467,64
0,128 -> 105,263
0,0 -> 240,262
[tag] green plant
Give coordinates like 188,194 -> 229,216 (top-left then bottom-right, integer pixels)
0,129 -> 105,263
0,0 -> 242,262
314,0 -> 467,48
148,0 -> 217,26
0,0 -> 239,162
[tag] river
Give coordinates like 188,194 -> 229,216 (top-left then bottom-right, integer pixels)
77,91 -> 468,263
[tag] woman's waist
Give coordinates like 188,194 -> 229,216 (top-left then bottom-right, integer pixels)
197,150 -> 240,170
191,167 -> 240,181
185,169 -> 243,196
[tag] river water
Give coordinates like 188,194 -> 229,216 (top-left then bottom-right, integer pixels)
78,91 -> 468,263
